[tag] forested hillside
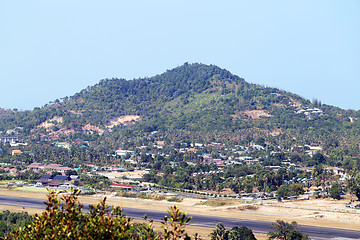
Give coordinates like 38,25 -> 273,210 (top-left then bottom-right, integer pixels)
1,63 -> 360,150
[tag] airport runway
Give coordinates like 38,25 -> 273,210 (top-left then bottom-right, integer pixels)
0,194 -> 359,239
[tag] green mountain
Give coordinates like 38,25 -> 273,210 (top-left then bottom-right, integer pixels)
1,63 -> 359,149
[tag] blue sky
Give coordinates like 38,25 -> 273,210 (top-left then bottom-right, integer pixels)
1,1 -> 359,110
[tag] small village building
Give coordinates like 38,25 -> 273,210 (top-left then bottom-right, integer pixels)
193,143 -> 204,147
213,159 -> 224,164
265,166 -> 282,171
327,167 -> 347,181
0,137 -> 18,144
115,149 -> 134,156
155,141 -> 165,147
36,174 -> 54,186
250,144 -> 265,150
125,159 -> 136,164
111,184 -> 140,192
187,148 -> 198,153
10,142 -> 27,147
52,175 -> 71,184
217,164 -> 226,169
55,142 -> 71,150
36,174 -> 71,187
48,182 -> 60,187
245,159 -> 259,165
11,150 -> 23,156
239,157 -> 259,165
70,175 -> 80,180
38,174 -> 54,181
27,163 -> 73,173
109,167 -> 127,172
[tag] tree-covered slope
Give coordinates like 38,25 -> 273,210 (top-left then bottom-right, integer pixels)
1,63 -> 360,147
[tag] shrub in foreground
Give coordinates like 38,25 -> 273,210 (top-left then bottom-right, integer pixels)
8,189 -> 198,240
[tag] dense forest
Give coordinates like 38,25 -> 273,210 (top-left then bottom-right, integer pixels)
1,63 -> 360,149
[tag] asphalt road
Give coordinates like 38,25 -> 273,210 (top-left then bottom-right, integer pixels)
0,194 -> 359,239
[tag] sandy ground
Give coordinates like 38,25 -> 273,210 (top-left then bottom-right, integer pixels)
97,170 -> 148,180
105,115 -> 140,128
0,189 -> 359,239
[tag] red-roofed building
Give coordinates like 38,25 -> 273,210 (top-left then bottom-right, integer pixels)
27,163 -> 73,173
187,148 -> 198,152
213,159 -> 224,164
11,150 -> 23,156
111,184 -> 139,192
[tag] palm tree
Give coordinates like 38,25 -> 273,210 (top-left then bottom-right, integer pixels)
262,173 -> 270,194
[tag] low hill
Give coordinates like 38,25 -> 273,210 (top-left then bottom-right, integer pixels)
1,63 -> 359,149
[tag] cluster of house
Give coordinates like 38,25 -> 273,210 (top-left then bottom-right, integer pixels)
0,136 -> 27,147
296,108 -> 323,119
0,161 -> 76,177
27,162 -> 73,173
87,163 -> 135,172
233,156 -> 260,165
35,174 -> 79,187
202,156 -> 226,168
0,127 -> 23,136
197,155 -> 260,168
178,148 -> 199,153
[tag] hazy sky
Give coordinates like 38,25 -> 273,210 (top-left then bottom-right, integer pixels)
1,1 -> 359,110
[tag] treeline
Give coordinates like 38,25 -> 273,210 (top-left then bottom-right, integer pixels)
0,211 -> 32,238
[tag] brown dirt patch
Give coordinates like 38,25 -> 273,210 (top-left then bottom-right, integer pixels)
0,204 -> 42,215
270,129 -> 282,136
105,115 -> 140,128
289,97 -> 302,109
98,170 -> 148,180
37,116 -> 63,129
232,110 -> 273,120
243,110 -> 272,119
68,110 -> 83,115
82,124 -> 105,135
0,189 -> 47,199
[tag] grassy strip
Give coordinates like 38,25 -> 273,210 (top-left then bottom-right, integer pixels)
196,199 -> 241,207
116,192 -> 183,202
13,187 -> 53,193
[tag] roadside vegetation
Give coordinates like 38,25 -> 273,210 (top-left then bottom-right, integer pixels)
0,211 -> 32,238
0,189 -> 309,239
196,199 -> 240,207
116,192 -> 183,202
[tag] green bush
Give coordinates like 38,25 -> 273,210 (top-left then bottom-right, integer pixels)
9,189 -> 200,240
